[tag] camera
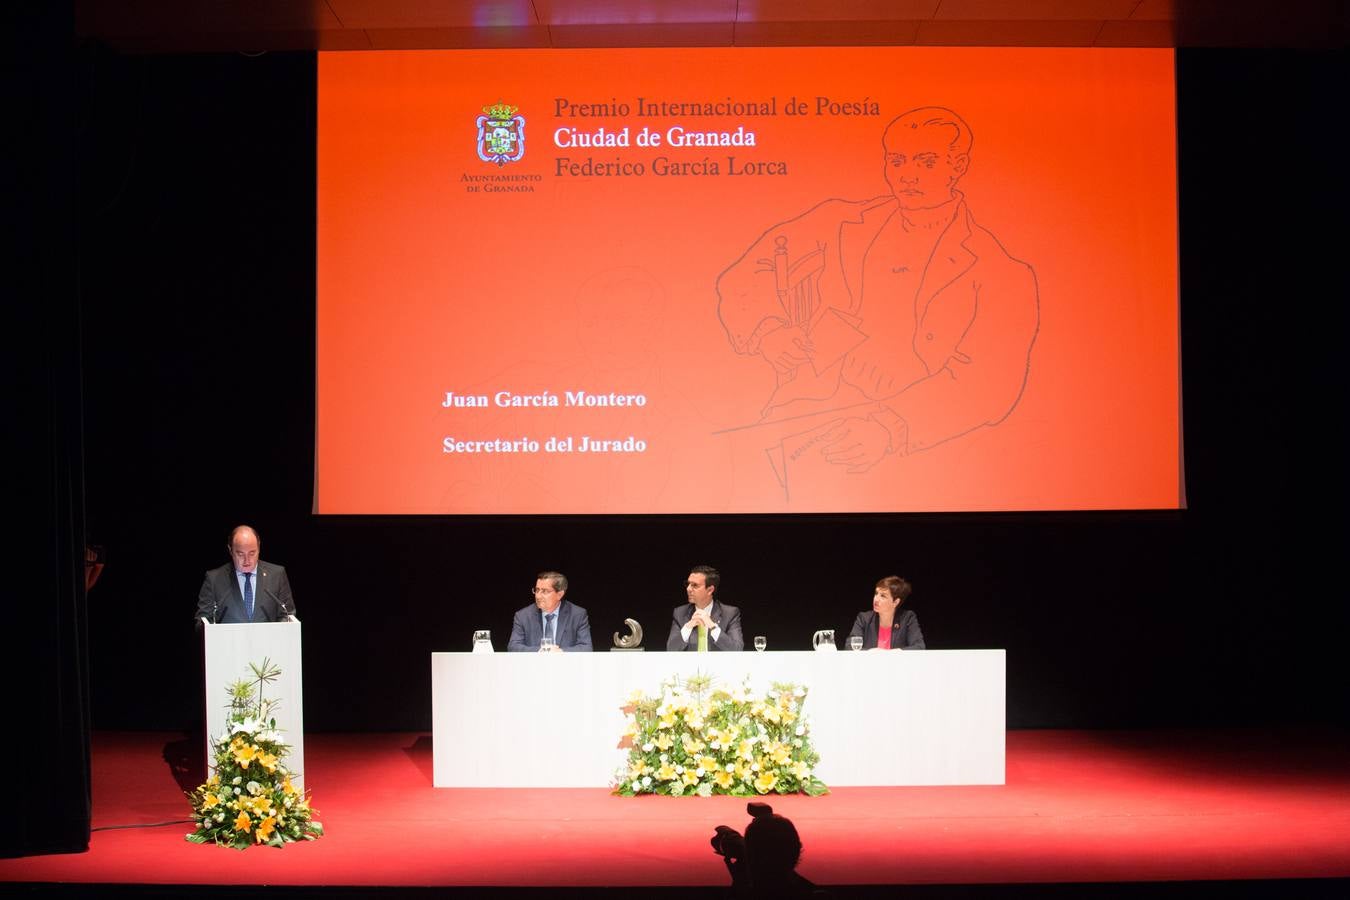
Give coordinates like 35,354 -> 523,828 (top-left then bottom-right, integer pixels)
710,801 -> 773,858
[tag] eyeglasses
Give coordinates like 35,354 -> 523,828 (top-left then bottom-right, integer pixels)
532,587 -> 556,595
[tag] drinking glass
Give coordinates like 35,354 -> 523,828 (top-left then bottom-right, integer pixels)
753,636 -> 767,652
849,636 -> 864,651
540,636 -> 556,652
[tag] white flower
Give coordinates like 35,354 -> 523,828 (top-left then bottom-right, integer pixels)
795,725 -> 806,736
631,780 -> 641,791
232,776 -> 242,785
642,743 -> 654,752
659,753 -> 668,762
751,762 -> 760,771
793,738 -> 803,747
233,787 -> 241,795
246,781 -> 261,795
725,763 -> 735,772
675,765 -> 685,774
215,813 -> 225,822
641,775 -> 652,786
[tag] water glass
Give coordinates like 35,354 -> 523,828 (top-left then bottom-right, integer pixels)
540,636 -> 556,652
753,636 -> 767,652
849,635 -> 864,651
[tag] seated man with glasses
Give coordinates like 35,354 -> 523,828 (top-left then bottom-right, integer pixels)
507,571 -> 593,652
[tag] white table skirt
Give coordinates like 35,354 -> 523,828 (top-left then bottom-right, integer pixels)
431,649 -> 1004,787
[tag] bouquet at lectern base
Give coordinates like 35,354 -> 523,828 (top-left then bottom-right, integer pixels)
185,659 -> 324,849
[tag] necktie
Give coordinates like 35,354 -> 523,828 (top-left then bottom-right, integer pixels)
243,572 -> 255,621
545,612 -> 556,643
697,623 -> 708,652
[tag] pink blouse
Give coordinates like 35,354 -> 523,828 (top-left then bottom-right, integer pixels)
877,625 -> 892,649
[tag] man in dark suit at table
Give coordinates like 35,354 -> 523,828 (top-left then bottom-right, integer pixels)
508,571 -> 593,652
667,565 -> 744,652
194,525 -> 296,629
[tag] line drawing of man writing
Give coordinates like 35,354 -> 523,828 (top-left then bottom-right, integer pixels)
716,107 -> 1039,498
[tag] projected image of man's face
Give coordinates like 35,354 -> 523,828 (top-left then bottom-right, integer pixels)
883,122 -> 969,211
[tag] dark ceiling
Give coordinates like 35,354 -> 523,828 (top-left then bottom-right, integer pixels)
77,0 -> 1347,53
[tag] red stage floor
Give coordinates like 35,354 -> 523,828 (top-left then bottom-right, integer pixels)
3,729 -> 1348,889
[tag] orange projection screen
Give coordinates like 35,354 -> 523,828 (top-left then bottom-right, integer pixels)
317,48 -> 1180,514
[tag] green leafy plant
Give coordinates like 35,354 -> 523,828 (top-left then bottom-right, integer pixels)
615,674 -> 828,797
185,658 -> 323,849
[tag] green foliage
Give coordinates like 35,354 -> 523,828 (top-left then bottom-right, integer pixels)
614,675 -> 828,798
185,660 -> 322,849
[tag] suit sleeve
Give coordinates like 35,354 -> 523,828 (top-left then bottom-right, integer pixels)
900,611 -> 926,650
565,607 -> 593,652
714,606 -> 744,652
194,571 -> 218,631
273,568 -> 295,619
507,610 -> 530,652
666,611 -> 689,652
848,612 -> 868,644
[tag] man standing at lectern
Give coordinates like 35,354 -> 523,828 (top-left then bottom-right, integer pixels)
508,571 -> 593,652
195,525 -> 296,628
667,565 -> 744,651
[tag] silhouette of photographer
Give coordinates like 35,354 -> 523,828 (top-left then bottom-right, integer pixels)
712,802 -> 821,896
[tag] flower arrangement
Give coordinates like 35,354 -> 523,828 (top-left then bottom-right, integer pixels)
615,674 -> 828,797
186,659 -> 323,849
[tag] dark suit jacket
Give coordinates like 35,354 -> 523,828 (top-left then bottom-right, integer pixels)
507,600 -> 592,652
667,600 -> 744,652
849,609 -> 924,650
195,561 -> 295,628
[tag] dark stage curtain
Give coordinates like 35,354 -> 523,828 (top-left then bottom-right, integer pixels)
0,4 -> 93,857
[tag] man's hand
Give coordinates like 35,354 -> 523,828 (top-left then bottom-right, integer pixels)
820,417 -> 891,473
689,607 -> 716,630
758,324 -> 813,372
540,644 -> 563,653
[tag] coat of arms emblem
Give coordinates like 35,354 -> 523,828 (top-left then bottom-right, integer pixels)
477,102 -> 525,167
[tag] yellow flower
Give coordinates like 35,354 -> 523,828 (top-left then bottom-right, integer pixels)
654,733 -> 674,751
770,743 -> 792,765
780,708 -> 798,725
206,774 -> 220,787
734,759 -> 752,780
792,760 -> 812,778
761,704 -> 781,723
754,770 -> 778,793
657,711 -> 677,729
233,811 -> 252,832
698,755 -> 720,773
682,769 -> 701,786
254,816 -> 277,842
257,751 -> 279,773
233,743 -> 258,769
202,793 -> 220,810
681,734 -> 706,755
713,770 -> 735,788
657,762 -> 678,781
737,739 -> 756,761
629,759 -> 651,778
282,778 -> 298,796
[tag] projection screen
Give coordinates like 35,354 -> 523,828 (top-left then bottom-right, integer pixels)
317,47 -> 1180,514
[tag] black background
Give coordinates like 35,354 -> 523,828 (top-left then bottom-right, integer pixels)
75,47 -> 1345,734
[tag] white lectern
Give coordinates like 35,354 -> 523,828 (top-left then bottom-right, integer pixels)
202,619 -> 305,786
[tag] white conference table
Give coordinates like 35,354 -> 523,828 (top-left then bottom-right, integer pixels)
431,649 -> 1004,788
